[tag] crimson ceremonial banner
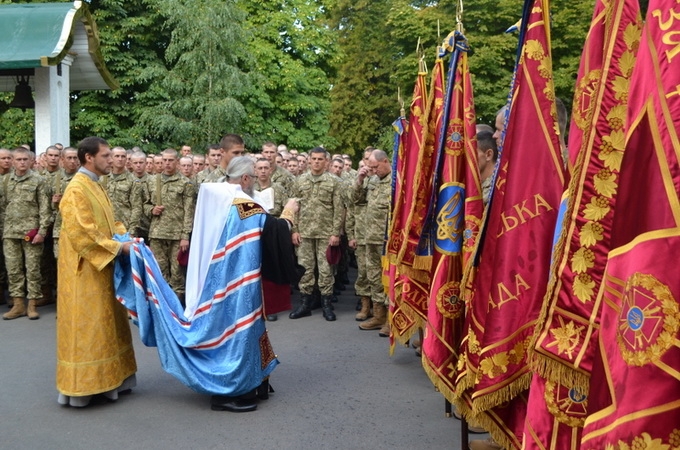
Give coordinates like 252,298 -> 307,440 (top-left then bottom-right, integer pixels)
421,31 -> 483,404
580,1 -> 680,446
387,62 -> 428,348
389,58 -> 445,347
523,1 -> 642,448
454,0 -> 564,447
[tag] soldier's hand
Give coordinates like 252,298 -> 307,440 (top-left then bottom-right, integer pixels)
284,198 -> 299,214
357,166 -> 369,184
179,239 -> 189,252
329,235 -> 340,246
292,232 -> 301,246
152,205 -> 165,216
52,194 -> 62,204
32,233 -> 45,245
348,239 -> 357,249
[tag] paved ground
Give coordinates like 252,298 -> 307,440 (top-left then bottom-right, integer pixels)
1,272 -> 480,449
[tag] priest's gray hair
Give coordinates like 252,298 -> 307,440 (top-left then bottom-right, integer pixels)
227,156 -> 256,179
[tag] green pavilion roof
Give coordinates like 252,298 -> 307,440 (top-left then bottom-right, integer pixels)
0,1 -> 117,90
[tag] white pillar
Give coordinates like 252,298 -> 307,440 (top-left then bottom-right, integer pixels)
33,56 -> 72,154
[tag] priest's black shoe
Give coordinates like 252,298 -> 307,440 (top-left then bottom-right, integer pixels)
256,379 -> 274,400
210,394 -> 257,412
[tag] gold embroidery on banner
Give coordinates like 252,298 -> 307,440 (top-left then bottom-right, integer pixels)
436,191 -> 463,243
573,70 -> 601,131
594,431 -> 677,450
544,380 -> 588,427
478,337 -> 531,379
546,316 -> 584,359
616,273 -> 680,366
436,281 -> 464,318
567,18 -> 641,303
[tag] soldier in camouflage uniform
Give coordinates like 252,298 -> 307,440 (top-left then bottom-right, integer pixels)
254,158 -> 286,217
329,157 -> 351,292
143,148 -> 196,300
192,154 -> 206,177
38,146 -> 62,305
348,148 -> 375,318
204,135 -> 245,183
0,148 -> 12,303
129,151 -> 151,242
476,130 -> 498,206
261,142 -> 294,196
179,156 -> 194,180
288,147 -> 344,322
49,147 -> 80,261
195,144 -> 222,184
355,149 -> 392,336
2,147 -> 52,320
100,147 -> 143,232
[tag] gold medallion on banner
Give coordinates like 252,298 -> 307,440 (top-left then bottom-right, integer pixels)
617,273 -> 680,366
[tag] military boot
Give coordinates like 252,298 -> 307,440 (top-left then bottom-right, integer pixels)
359,302 -> 386,330
3,298 -> 26,320
35,285 -> 55,307
26,300 -> 40,320
355,296 -> 372,321
289,294 -> 312,319
321,295 -> 336,322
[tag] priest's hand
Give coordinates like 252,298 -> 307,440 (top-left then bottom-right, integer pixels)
121,241 -> 133,255
348,239 -> 357,249
152,205 -> 165,216
179,239 -> 189,252
32,233 -> 45,245
329,235 -> 340,246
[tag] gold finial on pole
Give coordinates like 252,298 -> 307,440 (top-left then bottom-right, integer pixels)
456,0 -> 464,33
398,87 -> 405,117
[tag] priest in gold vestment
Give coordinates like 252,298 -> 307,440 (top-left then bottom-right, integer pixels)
56,137 -> 137,407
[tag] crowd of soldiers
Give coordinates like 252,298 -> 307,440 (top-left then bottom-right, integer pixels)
0,136 -> 393,335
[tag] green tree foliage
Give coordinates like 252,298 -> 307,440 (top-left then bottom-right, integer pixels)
136,0 -> 251,150
239,0 -> 336,151
0,0 -> 598,155
71,0 -> 168,151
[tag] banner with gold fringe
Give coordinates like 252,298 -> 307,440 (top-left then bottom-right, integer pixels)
397,56 -> 445,274
387,61 -> 430,348
421,30 -> 483,405
580,1 -> 680,446
390,56 -> 446,348
454,0 -> 564,447
523,1 -> 642,448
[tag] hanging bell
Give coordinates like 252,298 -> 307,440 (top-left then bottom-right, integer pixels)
9,76 -> 34,111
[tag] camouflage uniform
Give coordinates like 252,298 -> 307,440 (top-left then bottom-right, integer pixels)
203,167 -> 228,183
354,173 -> 391,306
51,169 -> 77,259
1,170 -> 52,300
291,171 -> 343,296
254,181 -> 287,217
144,173 -> 196,294
271,165 -> 295,197
195,167 -> 212,184
349,176 -> 370,297
482,176 -> 492,206
100,170 -> 142,231
131,173 -> 152,242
